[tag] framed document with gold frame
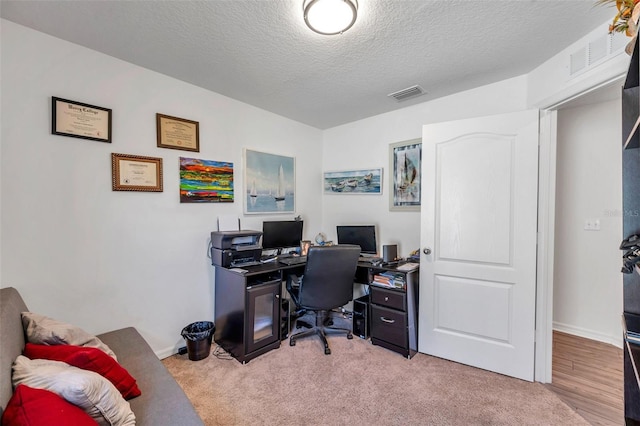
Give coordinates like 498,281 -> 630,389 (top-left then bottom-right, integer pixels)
52,97 -> 112,143
156,113 -> 199,152
111,153 -> 163,192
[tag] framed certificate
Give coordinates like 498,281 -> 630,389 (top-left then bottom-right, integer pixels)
111,153 -> 163,192
156,113 -> 199,152
52,97 -> 112,143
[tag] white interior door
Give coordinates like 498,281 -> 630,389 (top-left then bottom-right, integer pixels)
419,110 -> 539,381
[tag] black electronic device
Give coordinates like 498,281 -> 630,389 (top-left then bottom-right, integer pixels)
278,255 -> 307,266
336,225 -> 378,255
210,230 -> 263,268
383,244 -> 398,262
280,298 -> 290,340
353,294 -> 370,339
262,220 -> 304,253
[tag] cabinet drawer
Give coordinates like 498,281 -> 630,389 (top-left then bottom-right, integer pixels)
370,305 -> 407,349
371,286 -> 406,311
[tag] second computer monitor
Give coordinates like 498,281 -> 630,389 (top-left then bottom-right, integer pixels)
262,220 -> 303,252
336,225 -> 377,255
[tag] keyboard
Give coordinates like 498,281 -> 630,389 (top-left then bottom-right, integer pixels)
278,256 -> 307,266
359,256 -> 382,263
231,260 -> 261,267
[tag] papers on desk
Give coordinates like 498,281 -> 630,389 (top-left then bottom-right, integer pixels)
229,268 -> 248,274
396,262 -> 419,272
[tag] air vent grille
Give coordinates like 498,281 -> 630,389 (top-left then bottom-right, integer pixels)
588,35 -> 607,65
568,31 -> 627,78
388,85 -> 425,102
570,47 -> 587,75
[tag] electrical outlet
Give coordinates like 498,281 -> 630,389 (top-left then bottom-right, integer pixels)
584,219 -> 601,231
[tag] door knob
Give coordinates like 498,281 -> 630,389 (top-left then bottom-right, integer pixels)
423,248 -> 431,255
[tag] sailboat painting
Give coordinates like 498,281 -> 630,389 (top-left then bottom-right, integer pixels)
244,149 -> 295,214
390,139 -> 421,211
179,157 -> 234,203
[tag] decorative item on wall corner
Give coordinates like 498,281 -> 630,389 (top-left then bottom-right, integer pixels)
111,153 -> 163,192
243,148 -> 295,215
389,139 -> 421,211
599,0 -> 640,55
323,168 -> 382,194
179,157 -> 234,203
156,113 -> 199,152
51,97 -> 112,143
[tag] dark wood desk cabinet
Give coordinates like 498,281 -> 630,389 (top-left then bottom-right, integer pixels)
368,265 -> 419,358
214,265 -> 282,363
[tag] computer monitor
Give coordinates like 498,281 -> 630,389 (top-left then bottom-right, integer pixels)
262,220 -> 304,252
336,225 -> 377,255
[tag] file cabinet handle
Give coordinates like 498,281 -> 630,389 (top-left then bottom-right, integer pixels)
380,316 -> 395,324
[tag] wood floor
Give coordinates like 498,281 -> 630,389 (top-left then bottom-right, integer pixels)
547,331 -> 624,425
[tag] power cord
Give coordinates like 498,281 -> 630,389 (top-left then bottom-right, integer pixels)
212,344 -> 233,360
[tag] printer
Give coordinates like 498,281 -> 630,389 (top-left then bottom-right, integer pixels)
210,230 -> 263,268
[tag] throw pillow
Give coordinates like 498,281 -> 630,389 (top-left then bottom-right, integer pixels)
23,344 -> 141,400
11,355 -> 135,426
21,312 -> 117,360
1,384 -> 97,426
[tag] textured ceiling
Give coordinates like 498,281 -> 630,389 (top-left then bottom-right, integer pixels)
1,0 -> 616,129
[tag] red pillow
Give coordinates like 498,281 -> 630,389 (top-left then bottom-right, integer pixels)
23,343 -> 141,399
1,384 -> 96,426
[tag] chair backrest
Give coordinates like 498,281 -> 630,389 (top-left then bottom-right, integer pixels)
298,244 -> 360,310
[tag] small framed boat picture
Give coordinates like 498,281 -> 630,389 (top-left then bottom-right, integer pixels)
323,168 -> 382,195
244,148 -> 295,214
389,139 -> 421,211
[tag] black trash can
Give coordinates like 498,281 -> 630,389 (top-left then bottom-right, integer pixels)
181,321 -> 215,361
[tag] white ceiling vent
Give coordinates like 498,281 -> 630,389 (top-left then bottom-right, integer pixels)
588,35 -> 607,65
570,47 -> 587,75
569,31 -> 627,78
610,31 -> 628,53
388,85 -> 425,102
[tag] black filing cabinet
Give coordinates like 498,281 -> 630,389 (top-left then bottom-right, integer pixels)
368,266 -> 419,358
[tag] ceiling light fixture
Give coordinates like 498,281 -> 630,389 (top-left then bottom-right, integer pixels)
303,0 -> 358,35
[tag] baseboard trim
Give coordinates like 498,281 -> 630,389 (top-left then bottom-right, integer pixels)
553,321 -> 622,348
156,345 -> 180,360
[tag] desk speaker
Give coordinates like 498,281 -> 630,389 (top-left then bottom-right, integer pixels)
383,244 -> 398,262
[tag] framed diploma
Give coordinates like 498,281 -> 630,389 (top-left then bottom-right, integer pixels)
111,153 -> 163,192
156,113 -> 199,152
52,97 -> 112,143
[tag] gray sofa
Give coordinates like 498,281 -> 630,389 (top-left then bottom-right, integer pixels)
0,287 -> 203,425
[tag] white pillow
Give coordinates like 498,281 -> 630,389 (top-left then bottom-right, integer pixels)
11,355 -> 135,426
21,311 -> 117,360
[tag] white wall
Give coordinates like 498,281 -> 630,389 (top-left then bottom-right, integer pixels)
0,20 -> 323,357
321,76 -> 528,259
554,98 -> 623,346
1,16 -> 627,358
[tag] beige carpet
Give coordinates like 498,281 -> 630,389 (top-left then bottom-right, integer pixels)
163,330 -> 587,426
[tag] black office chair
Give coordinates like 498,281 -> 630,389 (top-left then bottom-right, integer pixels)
287,244 -> 360,354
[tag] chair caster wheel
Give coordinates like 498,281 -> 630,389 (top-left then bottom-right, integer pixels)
347,334 -> 353,340
290,340 -> 296,346
324,348 -> 331,355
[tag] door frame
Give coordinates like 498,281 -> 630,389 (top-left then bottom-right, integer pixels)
535,75 -> 625,382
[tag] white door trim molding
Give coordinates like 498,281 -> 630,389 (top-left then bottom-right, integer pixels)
535,110 -> 557,383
